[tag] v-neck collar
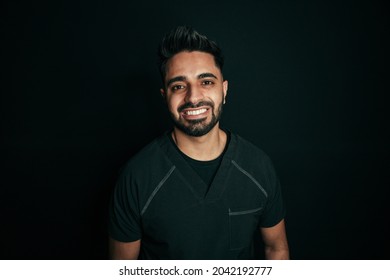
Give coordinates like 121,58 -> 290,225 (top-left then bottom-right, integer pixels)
158,130 -> 236,201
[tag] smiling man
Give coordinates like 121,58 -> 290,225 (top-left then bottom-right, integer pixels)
108,26 -> 289,260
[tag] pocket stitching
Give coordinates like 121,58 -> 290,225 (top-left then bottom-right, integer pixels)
229,207 -> 263,216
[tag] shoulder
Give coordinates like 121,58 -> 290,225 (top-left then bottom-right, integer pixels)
114,133 -> 175,204
229,132 -> 278,188
231,132 -> 272,166
119,133 -> 172,179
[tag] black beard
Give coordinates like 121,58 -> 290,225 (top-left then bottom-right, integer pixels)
171,101 -> 223,137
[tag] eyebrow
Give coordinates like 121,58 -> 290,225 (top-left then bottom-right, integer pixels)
166,76 -> 186,87
166,72 -> 218,87
198,72 -> 218,80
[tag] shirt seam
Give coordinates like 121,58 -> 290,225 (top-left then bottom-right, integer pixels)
228,206 -> 263,215
141,165 -> 176,216
231,160 -> 268,198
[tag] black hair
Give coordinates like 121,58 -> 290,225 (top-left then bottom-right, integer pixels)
157,26 -> 224,84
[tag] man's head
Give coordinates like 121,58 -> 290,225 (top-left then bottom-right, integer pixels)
158,26 -> 228,137
158,26 -> 224,84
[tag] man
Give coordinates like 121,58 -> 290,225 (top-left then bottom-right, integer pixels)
108,26 -> 289,259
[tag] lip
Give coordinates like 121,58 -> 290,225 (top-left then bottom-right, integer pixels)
180,106 -> 210,120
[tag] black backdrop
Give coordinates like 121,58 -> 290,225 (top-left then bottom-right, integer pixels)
2,0 -> 389,259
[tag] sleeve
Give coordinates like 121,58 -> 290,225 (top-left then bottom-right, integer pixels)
258,156 -> 286,228
108,167 -> 142,242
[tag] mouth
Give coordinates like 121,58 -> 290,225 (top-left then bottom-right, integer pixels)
181,107 -> 209,120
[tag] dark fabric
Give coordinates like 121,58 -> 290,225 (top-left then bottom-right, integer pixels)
168,131 -> 231,195
108,131 -> 285,259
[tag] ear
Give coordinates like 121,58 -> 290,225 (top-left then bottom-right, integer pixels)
160,88 -> 166,99
222,80 -> 228,104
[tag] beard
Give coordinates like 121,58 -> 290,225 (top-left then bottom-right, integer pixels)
170,100 -> 223,137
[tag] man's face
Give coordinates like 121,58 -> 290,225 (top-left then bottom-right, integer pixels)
161,51 -> 228,137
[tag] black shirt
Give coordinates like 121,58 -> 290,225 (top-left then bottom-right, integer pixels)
109,131 -> 285,259
168,131 -> 231,196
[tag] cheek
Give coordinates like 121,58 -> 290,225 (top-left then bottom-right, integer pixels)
212,92 -> 224,105
167,96 -> 180,113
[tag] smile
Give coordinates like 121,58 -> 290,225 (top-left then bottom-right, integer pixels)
184,108 -> 208,116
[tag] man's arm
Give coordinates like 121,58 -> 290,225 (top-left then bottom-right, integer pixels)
109,237 -> 141,260
260,219 -> 289,260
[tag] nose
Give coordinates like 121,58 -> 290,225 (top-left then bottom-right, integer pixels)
184,84 -> 204,104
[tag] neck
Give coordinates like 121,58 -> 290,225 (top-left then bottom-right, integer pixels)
172,125 -> 227,161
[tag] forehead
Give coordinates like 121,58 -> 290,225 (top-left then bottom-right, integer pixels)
165,51 -> 221,80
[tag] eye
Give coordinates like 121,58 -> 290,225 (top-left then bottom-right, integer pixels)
171,84 -> 185,92
202,80 -> 214,86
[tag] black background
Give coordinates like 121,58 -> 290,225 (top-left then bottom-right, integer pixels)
2,0 -> 389,259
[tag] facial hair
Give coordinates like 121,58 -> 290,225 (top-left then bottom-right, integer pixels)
170,99 -> 223,137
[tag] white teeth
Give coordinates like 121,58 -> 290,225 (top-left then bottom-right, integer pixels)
185,109 -> 207,116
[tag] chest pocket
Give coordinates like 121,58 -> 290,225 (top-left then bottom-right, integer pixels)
229,207 -> 263,250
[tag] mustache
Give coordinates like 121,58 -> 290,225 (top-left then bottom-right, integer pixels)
178,101 -> 214,112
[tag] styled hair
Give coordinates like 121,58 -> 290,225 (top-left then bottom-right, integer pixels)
158,26 -> 224,83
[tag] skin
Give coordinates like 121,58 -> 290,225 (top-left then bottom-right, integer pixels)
161,51 -> 228,161
261,219 -> 289,259
110,51 -> 289,260
109,238 -> 140,260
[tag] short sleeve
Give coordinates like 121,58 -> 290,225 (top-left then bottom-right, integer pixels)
108,168 -> 142,242
258,157 -> 286,228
